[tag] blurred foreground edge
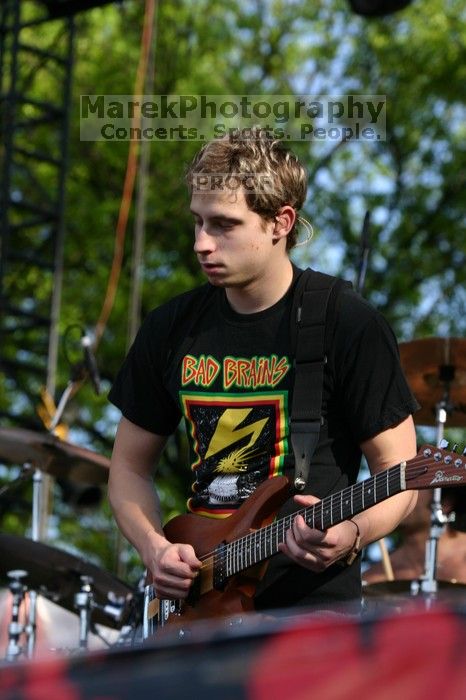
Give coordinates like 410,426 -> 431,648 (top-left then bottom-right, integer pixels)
1,600 -> 466,699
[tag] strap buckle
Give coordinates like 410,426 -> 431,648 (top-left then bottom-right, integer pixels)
290,420 -> 321,491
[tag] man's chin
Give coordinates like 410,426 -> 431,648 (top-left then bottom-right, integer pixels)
201,268 -> 230,286
204,273 -> 227,287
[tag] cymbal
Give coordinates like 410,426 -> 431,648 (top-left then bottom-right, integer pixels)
399,337 -> 466,427
0,427 -> 110,484
0,534 -> 134,629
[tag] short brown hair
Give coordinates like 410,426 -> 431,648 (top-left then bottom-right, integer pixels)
186,127 -> 308,249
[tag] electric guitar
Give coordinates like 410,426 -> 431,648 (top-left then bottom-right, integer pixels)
143,444 -> 466,637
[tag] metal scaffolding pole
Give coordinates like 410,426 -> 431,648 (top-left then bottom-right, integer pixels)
0,0 -> 78,539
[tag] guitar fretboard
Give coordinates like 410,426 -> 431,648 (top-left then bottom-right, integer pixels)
216,463 -> 405,579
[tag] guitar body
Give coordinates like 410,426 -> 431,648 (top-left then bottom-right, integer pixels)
147,475 -> 290,631
164,475 -> 290,556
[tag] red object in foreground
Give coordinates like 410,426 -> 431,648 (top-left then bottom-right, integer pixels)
1,603 -> 466,699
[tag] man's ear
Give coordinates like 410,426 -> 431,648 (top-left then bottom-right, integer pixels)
272,205 -> 296,241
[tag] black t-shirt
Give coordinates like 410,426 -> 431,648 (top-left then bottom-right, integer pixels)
109,268 -> 419,608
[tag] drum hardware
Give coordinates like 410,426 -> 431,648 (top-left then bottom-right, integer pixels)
96,592 -> 132,625
103,589 -> 145,648
26,590 -> 38,659
0,362 -> 127,655
362,578 -> 466,611
0,534 -> 135,633
0,421 -> 127,657
0,419 -> 111,658
416,402 -> 451,596
5,570 -> 30,662
113,623 -> 143,648
395,337 -> 466,599
0,467 -> 58,659
398,337 -> 466,428
74,574 -> 141,651
1,538 -> 137,658
74,576 -> 94,650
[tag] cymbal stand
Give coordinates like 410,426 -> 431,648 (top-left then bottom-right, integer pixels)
5,570 -> 28,662
75,576 -> 94,651
28,378 -> 82,653
415,372 -> 455,597
2,377 -> 86,659
23,467 -> 47,658
0,467 -> 41,658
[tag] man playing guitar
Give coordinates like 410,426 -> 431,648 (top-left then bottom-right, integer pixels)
108,127 -> 419,620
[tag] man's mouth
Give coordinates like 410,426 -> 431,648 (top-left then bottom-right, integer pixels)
200,262 -> 223,271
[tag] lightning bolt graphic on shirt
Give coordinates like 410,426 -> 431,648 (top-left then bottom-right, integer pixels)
205,407 -> 268,460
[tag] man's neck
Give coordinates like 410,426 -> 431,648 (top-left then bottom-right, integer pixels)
225,258 -> 294,314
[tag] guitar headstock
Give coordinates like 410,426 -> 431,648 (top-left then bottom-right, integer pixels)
405,444 -> 466,489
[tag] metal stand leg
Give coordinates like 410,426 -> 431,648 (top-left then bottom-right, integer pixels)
74,576 -> 94,650
25,590 -> 38,658
22,468 -> 46,658
5,570 -> 28,662
417,405 -> 447,594
0,468 -> 42,659
414,387 -> 455,599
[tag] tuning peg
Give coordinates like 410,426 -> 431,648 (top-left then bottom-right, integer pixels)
462,446 -> 466,456
451,443 -> 458,453
439,439 -> 449,450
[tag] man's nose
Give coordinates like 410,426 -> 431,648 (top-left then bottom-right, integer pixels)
194,227 -> 215,254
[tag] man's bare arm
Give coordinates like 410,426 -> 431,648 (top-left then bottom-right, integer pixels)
279,415 -> 418,570
108,417 -> 201,598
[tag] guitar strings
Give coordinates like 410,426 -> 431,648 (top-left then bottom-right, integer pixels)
195,454 -> 462,569
195,462 -> 410,566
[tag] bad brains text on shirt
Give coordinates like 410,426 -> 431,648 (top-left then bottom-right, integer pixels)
181,354 -> 290,389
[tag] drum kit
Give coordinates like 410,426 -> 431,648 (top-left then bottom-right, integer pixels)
0,426 -> 141,661
0,336 -> 465,660
364,336 -> 466,608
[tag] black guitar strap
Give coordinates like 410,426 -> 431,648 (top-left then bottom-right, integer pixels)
289,269 -> 352,491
